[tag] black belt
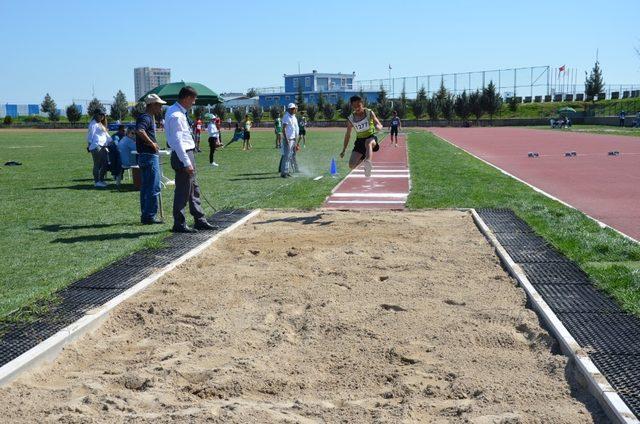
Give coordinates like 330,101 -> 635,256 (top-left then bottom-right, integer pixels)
186,148 -> 195,152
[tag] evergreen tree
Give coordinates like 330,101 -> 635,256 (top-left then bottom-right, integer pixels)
131,101 -> 146,119
375,85 -> 392,119
339,101 -> 351,119
481,80 -> 501,122
48,108 -> 60,122
411,86 -> 427,119
317,91 -> 326,110
87,98 -> 104,117
269,105 -> 281,121
306,104 -> 318,121
246,88 -> 258,98
396,87 -> 408,119
585,60 -> 605,101
507,95 -> 519,112
435,79 -> 448,106
335,96 -> 345,112
213,103 -> 226,120
322,103 -> 336,120
440,94 -> 455,123
40,93 -> 56,114
250,106 -> 262,122
453,91 -> 471,122
426,95 -> 440,122
110,90 -> 129,121
358,88 -> 368,107
66,103 -> 82,123
469,90 -> 483,122
295,84 -> 306,112
233,108 -> 244,123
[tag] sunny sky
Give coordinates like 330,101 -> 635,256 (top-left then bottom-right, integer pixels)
1,0 -> 638,106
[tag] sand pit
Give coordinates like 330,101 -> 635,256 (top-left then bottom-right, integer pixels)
0,210 -> 604,423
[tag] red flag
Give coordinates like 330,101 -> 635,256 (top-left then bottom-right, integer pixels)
559,65 -> 566,73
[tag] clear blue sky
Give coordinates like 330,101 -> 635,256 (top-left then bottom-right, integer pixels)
1,0 -> 638,105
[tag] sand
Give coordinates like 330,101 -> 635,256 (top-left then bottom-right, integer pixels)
0,210 -> 604,423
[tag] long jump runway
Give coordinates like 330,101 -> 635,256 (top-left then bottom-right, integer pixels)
431,127 -> 640,241
324,134 -> 410,209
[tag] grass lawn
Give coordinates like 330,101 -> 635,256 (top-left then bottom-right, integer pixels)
529,124 -> 640,137
0,129 -> 348,321
406,130 -> 640,316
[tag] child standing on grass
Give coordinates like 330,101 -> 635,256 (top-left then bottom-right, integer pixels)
242,115 -> 252,150
340,95 -> 383,177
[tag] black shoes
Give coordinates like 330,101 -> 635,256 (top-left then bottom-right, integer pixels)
172,226 -> 197,234
142,218 -> 164,225
194,220 -> 218,231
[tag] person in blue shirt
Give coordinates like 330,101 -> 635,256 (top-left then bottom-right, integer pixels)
389,111 -> 402,147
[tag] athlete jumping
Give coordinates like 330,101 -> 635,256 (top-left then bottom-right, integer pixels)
340,95 -> 383,177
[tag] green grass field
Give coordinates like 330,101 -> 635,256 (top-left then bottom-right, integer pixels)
407,130 -> 640,316
2,127 -> 639,323
531,124 -> 640,137
0,129 -> 348,321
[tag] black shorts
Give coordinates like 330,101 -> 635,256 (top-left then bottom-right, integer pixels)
353,135 -> 379,157
244,131 -> 251,141
390,126 -> 399,136
300,128 -> 306,135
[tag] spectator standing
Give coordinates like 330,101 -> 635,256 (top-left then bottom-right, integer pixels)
207,114 -> 222,167
298,113 -> 307,147
194,117 -> 203,152
619,110 -> 626,127
135,94 -> 166,225
280,103 -> 299,178
274,113 -> 282,148
165,86 -> 216,233
227,117 -> 232,130
242,115 -> 253,150
86,108 -> 112,188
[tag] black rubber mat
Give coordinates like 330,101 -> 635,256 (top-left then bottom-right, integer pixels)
0,210 -> 251,369
558,313 -> 640,355
478,208 -> 640,419
534,284 -> 621,313
589,354 -> 640,415
520,262 -> 590,285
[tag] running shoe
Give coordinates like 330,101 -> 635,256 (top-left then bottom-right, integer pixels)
211,162 -> 219,167
363,159 -> 372,177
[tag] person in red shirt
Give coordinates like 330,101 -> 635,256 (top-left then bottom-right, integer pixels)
194,118 -> 203,152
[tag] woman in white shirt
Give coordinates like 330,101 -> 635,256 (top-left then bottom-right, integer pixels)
86,109 -> 112,188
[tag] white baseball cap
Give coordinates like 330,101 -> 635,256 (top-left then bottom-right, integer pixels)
287,103 -> 297,109
145,94 -> 167,105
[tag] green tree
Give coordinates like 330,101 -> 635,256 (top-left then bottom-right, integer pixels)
411,86 -> 428,119
213,103 -> 226,120
357,88 -> 368,107
396,87 -> 408,119
193,106 -> 206,120
87,98 -> 104,117
585,60 -> 605,101
233,108 -> 244,123
306,104 -> 318,121
40,93 -> 56,114
339,101 -> 351,119
131,101 -> 146,119
110,90 -> 128,121
3,115 -> 12,125
453,91 -> 471,122
295,84 -> 306,112
66,103 -> 82,123
317,91 -> 326,110
435,79 -> 448,106
507,95 -> 519,112
440,94 -> 455,123
375,85 -> 392,119
426,95 -> 439,122
469,90 -> 483,122
269,105 -> 281,121
322,103 -> 335,120
481,80 -> 501,122
50,109 -> 61,121
246,88 -> 258,98
335,97 -> 345,112
250,106 -> 262,122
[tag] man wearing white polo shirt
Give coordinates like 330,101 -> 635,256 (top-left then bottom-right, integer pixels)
280,103 -> 299,178
165,86 -> 216,233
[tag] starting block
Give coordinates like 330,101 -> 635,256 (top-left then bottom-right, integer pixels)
565,151 -> 577,157
608,151 -> 620,156
528,152 -> 539,158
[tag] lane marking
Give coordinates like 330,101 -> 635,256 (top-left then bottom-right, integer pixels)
327,200 -> 406,204
331,193 -> 408,198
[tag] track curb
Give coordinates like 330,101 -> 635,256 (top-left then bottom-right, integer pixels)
0,209 -> 261,387
471,208 -> 639,424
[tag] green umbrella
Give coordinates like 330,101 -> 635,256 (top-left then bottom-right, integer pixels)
140,81 -> 221,105
557,107 -> 576,114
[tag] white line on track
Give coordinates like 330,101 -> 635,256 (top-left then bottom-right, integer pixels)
326,200 -> 406,204
346,174 -> 409,179
330,193 -> 408,198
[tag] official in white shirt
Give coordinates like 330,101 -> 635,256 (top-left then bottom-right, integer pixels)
280,103 -> 299,178
165,86 -> 216,233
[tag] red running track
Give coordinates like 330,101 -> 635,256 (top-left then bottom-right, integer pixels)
431,127 -> 640,241
324,134 -> 409,209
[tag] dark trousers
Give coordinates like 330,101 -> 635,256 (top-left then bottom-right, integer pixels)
91,147 -> 108,182
170,150 -> 206,229
208,137 -> 219,163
